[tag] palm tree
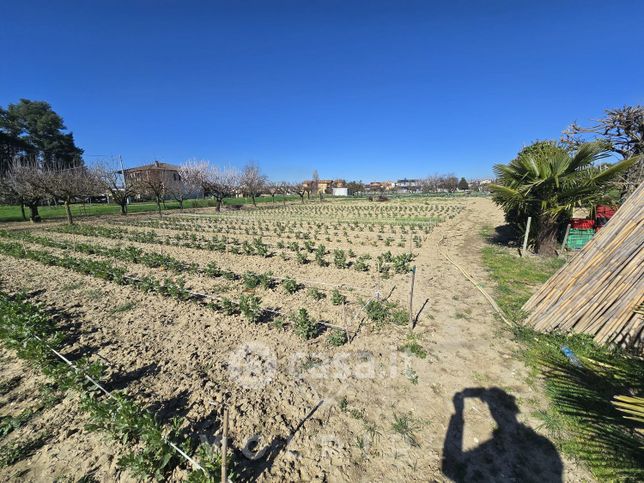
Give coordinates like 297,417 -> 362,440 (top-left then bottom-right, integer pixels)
490,141 -> 638,256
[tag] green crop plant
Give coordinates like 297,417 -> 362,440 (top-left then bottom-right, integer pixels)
392,253 -> 413,273
333,249 -> 348,269
253,237 -> 270,257
293,308 -> 318,340
0,292 -> 224,481
205,262 -> 223,277
0,409 -> 35,438
307,287 -> 325,301
217,297 -> 239,316
282,277 -> 300,294
327,329 -> 348,347
315,245 -> 327,266
239,295 -> 263,323
331,289 -> 346,305
243,272 -> 261,289
354,255 -> 370,272
258,272 -> 274,290
364,300 -> 408,327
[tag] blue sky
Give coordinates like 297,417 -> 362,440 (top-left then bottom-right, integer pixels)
1,0 -> 642,181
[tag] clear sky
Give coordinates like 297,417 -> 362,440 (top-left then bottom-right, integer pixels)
1,0 -> 642,181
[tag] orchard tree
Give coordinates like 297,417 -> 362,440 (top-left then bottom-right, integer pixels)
0,162 -> 46,221
94,162 -> 140,215
167,161 -> 207,209
278,181 -> 292,205
35,164 -> 99,224
293,182 -> 307,203
266,181 -> 281,203
312,169 -> 322,200
139,169 -> 167,217
240,162 -> 266,206
205,165 -> 239,211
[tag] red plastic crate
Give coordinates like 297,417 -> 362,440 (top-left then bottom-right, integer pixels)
596,205 -> 616,218
571,218 -> 595,229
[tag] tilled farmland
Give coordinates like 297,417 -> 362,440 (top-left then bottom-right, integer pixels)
0,197 -> 591,482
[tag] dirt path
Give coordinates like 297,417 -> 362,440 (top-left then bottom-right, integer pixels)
0,198 -> 592,482
404,197 -> 591,482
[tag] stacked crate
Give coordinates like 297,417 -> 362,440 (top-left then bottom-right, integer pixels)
595,205 -> 616,230
567,218 -> 595,250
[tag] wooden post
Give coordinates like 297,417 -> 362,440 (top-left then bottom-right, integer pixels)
221,407 -> 229,483
521,217 -> 532,256
408,266 -> 416,328
561,223 -> 571,251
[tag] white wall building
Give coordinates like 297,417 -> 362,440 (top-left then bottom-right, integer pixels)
332,187 -> 349,196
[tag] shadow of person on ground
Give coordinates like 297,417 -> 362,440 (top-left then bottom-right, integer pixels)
442,387 -> 562,482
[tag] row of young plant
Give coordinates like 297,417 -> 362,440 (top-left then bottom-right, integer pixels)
0,240 -> 385,346
0,290 -> 226,481
48,224 -> 415,275
116,216 -> 427,249
133,211 -> 440,233
212,201 -> 463,221
0,229 -> 367,305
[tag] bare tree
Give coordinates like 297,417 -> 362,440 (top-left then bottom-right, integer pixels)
266,181 -> 281,204
167,161 -> 207,210
311,169 -> 320,200
1,162 -> 45,222
563,105 -> 643,199
293,181 -> 307,203
278,181 -> 292,205
240,162 -> 266,207
139,170 -> 167,217
205,165 -> 239,211
93,162 -> 140,215
36,164 -> 99,224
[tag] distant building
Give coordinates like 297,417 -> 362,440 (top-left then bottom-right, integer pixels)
122,160 -> 181,187
395,178 -> 421,193
332,187 -> 349,196
477,179 -> 493,192
303,179 -> 335,194
365,181 -> 395,192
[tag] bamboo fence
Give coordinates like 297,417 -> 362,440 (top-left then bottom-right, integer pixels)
522,182 -> 644,353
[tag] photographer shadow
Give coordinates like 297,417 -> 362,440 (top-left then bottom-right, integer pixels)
442,387 -> 562,482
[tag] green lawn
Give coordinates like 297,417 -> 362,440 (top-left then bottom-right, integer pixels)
0,195 -> 304,223
480,225 -> 644,481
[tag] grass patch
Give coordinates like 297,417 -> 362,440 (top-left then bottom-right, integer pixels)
481,244 -> 564,321
109,301 -> 137,314
480,225 -> 644,480
391,412 -> 420,447
398,333 -> 427,359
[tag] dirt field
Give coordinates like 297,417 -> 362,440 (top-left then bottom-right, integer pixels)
0,197 -> 592,481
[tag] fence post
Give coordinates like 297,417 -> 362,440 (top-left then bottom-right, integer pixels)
561,223 -> 571,251
521,216 -> 532,256
221,407 -> 229,483
408,266 -> 416,328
